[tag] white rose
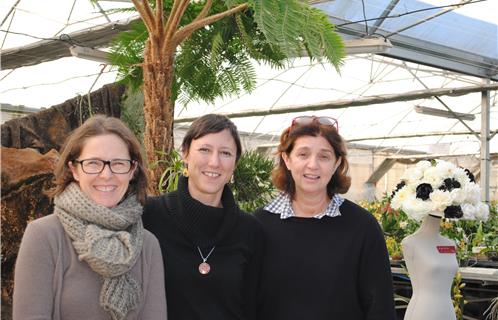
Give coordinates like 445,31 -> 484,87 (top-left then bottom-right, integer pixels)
454,168 -> 470,185
399,221 -> 408,229
430,190 -> 451,212
464,184 -> 481,205
402,168 -> 424,184
423,167 -> 443,186
391,186 -> 409,210
475,202 -> 490,221
461,203 -> 477,220
416,160 -> 432,171
435,160 -> 456,177
450,188 -> 466,205
403,196 -> 432,221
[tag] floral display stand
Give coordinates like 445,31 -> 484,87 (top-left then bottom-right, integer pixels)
390,160 -> 490,320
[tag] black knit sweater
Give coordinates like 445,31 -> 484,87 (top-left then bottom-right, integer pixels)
143,176 -> 264,320
254,198 -> 396,320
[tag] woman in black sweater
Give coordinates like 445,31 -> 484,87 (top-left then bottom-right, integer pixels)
143,114 -> 264,320
255,116 -> 396,320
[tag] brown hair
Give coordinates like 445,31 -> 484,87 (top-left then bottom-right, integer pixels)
181,114 -> 242,162
51,115 -> 148,204
272,121 -> 351,198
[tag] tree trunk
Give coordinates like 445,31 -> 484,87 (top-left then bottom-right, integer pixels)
131,0 -> 249,194
142,38 -> 176,195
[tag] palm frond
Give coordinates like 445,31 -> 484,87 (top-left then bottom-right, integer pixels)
109,0 -> 343,107
250,0 -> 344,70
209,32 -> 225,68
109,20 -> 148,90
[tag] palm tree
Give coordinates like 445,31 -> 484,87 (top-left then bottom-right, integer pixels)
111,0 -> 345,193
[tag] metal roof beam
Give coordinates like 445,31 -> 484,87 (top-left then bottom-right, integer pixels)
381,152 -> 498,160
348,129 -> 498,143
369,0 -> 400,36
174,83 -> 498,123
1,15 -> 141,70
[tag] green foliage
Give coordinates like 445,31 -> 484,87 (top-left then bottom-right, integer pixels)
157,149 -> 184,193
452,272 -> 466,320
109,20 -> 148,91
362,198 -> 498,263
439,203 -> 498,262
109,1 -> 286,105
249,0 -> 344,70
120,87 -> 145,141
109,0 -> 344,106
230,150 -> 277,212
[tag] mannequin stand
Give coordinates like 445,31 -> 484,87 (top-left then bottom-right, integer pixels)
402,214 -> 458,320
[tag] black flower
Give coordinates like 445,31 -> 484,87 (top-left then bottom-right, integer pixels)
391,181 -> 406,198
444,205 -> 463,219
439,178 -> 461,192
415,183 -> 433,200
464,168 -> 475,183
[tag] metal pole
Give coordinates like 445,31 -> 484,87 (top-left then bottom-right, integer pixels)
480,79 -> 490,203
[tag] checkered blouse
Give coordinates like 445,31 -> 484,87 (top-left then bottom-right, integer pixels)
264,192 -> 344,219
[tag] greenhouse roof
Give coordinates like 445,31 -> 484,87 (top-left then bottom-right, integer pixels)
1,0 -> 497,157
316,0 -> 498,80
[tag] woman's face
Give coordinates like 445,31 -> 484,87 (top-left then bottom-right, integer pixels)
69,134 -> 136,208
283,135 -> 341,198
183,129 -> 237,206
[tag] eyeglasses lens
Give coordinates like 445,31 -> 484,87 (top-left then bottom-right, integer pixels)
294,116 -> 315,126
291,116 -> 338,131
317,117 -> 336,126
80,159 -> 132,174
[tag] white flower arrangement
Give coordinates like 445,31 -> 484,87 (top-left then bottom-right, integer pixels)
390,160 -> 489,221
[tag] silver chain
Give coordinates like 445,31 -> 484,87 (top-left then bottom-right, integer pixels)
197,246 -> 216,262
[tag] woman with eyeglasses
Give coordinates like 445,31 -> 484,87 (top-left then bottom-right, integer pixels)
255,116 -> 395,320
142,114 -> 264,320
13,115 -> 167,320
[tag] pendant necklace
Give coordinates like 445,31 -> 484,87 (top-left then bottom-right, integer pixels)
197,246 -> 216,275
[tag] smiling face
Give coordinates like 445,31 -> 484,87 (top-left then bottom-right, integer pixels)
69,134 -> 136,208
283,135 -> 341,198
182,129 -> 237,207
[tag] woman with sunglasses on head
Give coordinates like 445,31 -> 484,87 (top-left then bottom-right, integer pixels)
13,115 -> 167,320
142,114 -> 264,320
255,116 -> 395,320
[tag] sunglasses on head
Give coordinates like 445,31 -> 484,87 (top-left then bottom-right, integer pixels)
290,116 -> 339,132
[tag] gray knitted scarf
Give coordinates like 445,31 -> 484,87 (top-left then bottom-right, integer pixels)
54,183 -> 144,320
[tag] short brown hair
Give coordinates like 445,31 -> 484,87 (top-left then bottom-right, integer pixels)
51,115 -> 148,204
272,122 -> 351,198
181,114 -> 242,162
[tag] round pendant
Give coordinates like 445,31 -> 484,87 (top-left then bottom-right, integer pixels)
198,262 -> 211,275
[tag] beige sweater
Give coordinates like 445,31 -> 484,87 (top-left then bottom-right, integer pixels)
13,214 -> 167,320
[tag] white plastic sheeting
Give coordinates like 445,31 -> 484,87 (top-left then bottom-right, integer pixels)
1,0 -> 497,156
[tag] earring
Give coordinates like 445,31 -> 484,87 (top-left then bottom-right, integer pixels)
230,174 -> 235,184
182,165 -> 189,177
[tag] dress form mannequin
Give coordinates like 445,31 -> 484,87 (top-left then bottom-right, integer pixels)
402,214 -> 458,320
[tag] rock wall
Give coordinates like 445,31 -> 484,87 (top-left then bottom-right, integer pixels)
1,147 -> 59,310
1,83 -> 124,152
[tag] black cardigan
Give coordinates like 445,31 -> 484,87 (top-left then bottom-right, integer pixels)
255,198 -> 396,320
143,177 -> 264,320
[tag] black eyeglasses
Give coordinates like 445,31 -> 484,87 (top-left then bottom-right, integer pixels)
290,116 -> 339,132
73,159 -> 135,174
